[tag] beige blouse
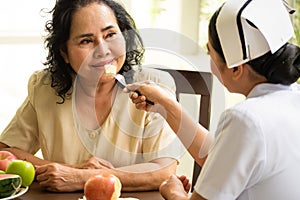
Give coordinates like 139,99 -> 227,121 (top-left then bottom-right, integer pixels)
0,68 -> 184,167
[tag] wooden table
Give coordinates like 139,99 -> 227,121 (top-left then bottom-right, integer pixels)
15,182 -> 164,200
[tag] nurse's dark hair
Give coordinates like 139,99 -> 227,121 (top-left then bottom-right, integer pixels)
209,5 -> 300,85
43,0 -> 144,103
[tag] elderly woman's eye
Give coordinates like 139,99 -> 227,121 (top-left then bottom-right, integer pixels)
106,32 -> 117,39
81,38 -> 93,44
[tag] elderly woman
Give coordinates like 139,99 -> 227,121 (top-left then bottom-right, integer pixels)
0,0 -> 184,192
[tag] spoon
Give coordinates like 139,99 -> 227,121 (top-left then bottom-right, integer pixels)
105,64 -> 154,105
113,74 -> 154,105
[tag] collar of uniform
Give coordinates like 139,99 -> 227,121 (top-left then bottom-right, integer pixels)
247,83 -> 299,98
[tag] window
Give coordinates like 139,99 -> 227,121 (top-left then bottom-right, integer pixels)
0,1 -> 54,130
122,0 -> 212,76
289,0 -> 300,45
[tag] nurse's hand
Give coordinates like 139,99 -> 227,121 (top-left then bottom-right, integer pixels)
159,175 -> 190,200
125,81 -> 168,112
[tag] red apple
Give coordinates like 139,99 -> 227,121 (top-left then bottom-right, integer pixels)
0,150 -> 17,171
84,173 -> 122,200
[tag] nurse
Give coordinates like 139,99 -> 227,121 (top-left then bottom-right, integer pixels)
127,0 -> 300,199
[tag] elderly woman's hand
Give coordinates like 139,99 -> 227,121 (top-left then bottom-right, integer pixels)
77,157 -> 114,169
35,163 -> 86,192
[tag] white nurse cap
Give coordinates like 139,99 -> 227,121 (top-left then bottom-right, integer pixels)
216,0 -> 295,68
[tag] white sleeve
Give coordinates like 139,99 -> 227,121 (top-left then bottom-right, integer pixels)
194,109 -> 266,200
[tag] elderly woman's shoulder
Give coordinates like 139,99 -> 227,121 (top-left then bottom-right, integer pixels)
27,69 -> 52,86
27,69 -> 54,94
133,66 -> 175,83
132,66 -> 176,93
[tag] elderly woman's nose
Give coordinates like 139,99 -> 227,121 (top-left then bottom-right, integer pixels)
93,40 -> 110,58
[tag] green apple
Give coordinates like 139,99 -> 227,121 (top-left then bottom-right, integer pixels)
5,160 -> 35,187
